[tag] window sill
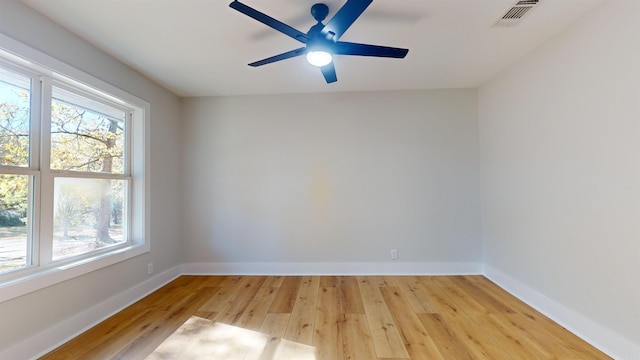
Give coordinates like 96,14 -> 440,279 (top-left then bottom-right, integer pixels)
0,243 -> 149,303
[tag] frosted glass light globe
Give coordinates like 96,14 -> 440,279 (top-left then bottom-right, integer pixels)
306,51 -> 332,67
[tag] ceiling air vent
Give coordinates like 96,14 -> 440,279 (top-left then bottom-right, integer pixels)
494,0 -> 541,27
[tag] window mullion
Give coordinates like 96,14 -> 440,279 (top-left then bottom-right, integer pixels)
27,74 -> 42,268
30,75 -> 41,170
125,111 -> 132,176
48,171 -> 131,180
38,76 -> 53,265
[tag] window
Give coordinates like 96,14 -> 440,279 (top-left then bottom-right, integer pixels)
0,36 -> 148,299
0,65 -> 34,274
48,84 -> 130,261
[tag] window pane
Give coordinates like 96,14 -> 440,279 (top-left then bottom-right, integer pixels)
0,67 -> 31,167
51,86 -> 125,174
53,177 -> 127,260
0,174 -> 30,273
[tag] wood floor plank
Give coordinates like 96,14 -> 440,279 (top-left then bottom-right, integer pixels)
259,313 -> 291,338
164,275 -> 223,292
258,313 -> 291,360
337,276 -> 366,314
140,282 -> 200,312
435,313 -> 512,360
190,275 -> 228,289
192,310 -> 217,320
41,275 -> 610,360
448,276 -> 516,314
379,287 -> 444,360
198,277 -> 247,312
145,316 -> 213,360
261,276 -> 285,288
284,276 -> 320,345
341,314 -> 378,360
320,276 -> 340,288
395,276 -> 439,314
368,276 -> 398,287
204,322 -> 257,359
268,276 -> 302,314
213,276 -> 267,325
314,287 -> 344,360
357,277 -> 410,359
417,313 -> 476,360
234,286 -> 279,331
271,338 -> 317,359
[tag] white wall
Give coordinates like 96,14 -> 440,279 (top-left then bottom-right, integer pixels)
0,0 -> 183,356
182,90 -> 482,273
479,0 -> 640,357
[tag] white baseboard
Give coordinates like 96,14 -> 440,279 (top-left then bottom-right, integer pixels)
1,266 -> 182,360
484,265 -> 640,360
181,261 -> 483,276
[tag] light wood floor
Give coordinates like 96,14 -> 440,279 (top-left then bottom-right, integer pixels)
41,275 -> 610,359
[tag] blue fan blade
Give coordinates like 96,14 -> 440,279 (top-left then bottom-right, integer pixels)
320,63 -> 338,83
321,0 -> 373,41
230,1 -> 308,43
334,41 -> 408,58
248,48 -> 306,67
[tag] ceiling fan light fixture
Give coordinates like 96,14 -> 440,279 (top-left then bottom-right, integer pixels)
229,0 -> 408,83
306,50 -> 333,67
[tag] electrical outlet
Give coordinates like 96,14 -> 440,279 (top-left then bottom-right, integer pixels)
390,249 -> 398,260
147,263 -> 154,275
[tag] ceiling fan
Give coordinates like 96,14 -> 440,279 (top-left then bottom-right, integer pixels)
229,0 -> 409,84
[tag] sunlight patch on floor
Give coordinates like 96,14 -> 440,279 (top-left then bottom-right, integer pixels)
147,316 -> 316,360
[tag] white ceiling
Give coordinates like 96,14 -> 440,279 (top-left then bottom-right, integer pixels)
20,0 -> 604,97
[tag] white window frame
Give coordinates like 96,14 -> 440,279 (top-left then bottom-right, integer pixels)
0,60 -> 41,274
44,80 -> 133,265
0,34 -> 150,302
